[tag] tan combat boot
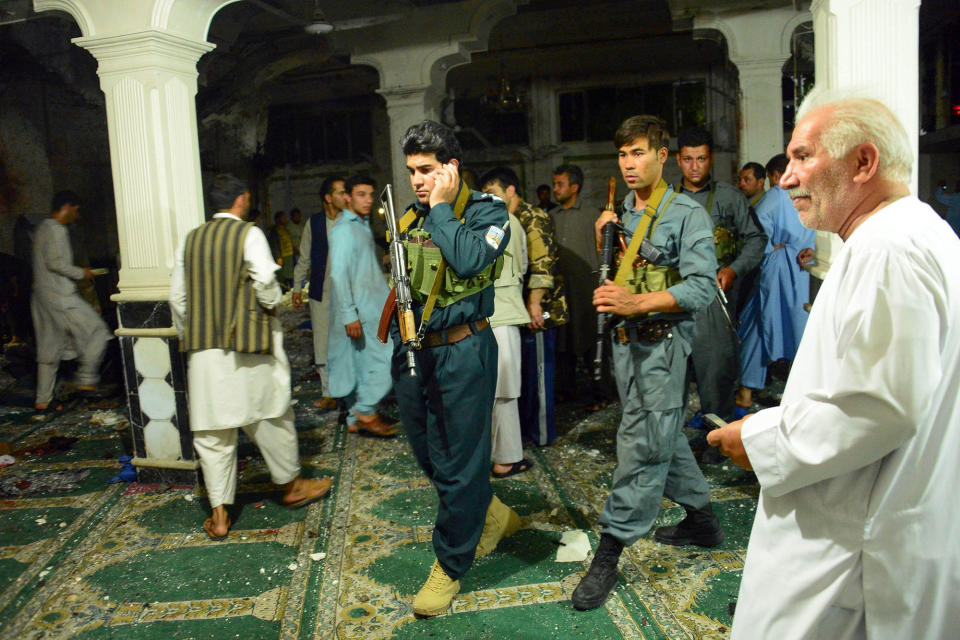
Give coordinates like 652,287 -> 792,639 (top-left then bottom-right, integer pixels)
475,495 -> 523,559
412,559 -> 460,617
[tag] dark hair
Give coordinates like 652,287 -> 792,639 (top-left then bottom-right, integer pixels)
401,120 -> 463,164
741,162 -> 766,182
479,167 -> 520,192
614,115 -> 670,152
344,174 -> 377,195
319,176 -> 344,201
51,190 -> 80,212
207,174 -> 248,211
765,153 -> 788,178
536,184 -> 550,194
552,164 -> 583,188
677,126 -> 713,152
290,208 -> 301,216
273,210 -> 286,224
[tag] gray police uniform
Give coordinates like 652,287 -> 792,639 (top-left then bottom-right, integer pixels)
390,184 -> 509,581
676,178 -> 766,420
597,186 -> 717,545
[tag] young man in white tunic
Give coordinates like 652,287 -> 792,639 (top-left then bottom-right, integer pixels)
480,169 -> 532,477
170,174 -> 332,540
709,91 -> 960,639
31,190 -> 113,411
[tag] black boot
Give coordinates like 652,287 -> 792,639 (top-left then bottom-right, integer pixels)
654,503 -> 724,547
572,533 -> 624,611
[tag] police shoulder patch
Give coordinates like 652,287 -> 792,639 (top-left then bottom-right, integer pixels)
484,225 -> 505,249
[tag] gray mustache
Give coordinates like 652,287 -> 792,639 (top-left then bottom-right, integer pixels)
789,188 -> 811,198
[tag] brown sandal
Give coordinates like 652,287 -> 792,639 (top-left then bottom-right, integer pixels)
350,413 -> 398,438
284,477 -> 332,508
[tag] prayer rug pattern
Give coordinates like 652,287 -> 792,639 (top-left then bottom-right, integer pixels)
0,317 -> 767,639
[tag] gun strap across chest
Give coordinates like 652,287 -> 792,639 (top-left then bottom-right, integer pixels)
614,180 -> 676,287
400,182 -> 472,334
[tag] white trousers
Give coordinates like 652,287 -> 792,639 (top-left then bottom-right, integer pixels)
491,325 -> 523,465
34,302 -> 112,405
192,407 -> 300,508
309,297 -> 331,396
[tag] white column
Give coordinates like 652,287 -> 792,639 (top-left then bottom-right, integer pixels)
377,86 -> 444,201
736,60 -> 790,164
75,30 -> 213,300
807,0 -> 921,279
696,7 -> 811,168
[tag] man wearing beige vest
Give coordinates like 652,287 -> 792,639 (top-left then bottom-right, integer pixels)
169,174 -> 332,541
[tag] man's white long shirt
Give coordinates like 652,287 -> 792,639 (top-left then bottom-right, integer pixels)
169,213 -> 290,431
733,196 -> 960,639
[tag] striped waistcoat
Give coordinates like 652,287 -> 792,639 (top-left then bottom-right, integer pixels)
181,217 -> 272,355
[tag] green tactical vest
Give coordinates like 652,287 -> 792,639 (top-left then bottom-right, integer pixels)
619,183 -> 684,308
398,184 -> 504,309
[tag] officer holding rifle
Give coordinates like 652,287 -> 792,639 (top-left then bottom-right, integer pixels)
571,115 -> 725,611
377,120 -> 522,618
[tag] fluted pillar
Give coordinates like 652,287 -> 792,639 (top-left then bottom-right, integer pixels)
75,31 -> 213,299
33,0 -> 238,484
696,7 -> 810,167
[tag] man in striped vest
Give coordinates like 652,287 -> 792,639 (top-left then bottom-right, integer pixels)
169,173 -> 332,541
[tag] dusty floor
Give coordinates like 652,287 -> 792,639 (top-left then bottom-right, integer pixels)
0,306 -> 780,639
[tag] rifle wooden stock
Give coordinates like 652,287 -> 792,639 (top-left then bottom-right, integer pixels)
377,287 -> 397,344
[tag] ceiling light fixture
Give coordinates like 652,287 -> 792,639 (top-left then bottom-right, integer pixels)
304,0 -> 334,34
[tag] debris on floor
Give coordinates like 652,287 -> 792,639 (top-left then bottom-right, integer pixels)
555,530 -> 591,562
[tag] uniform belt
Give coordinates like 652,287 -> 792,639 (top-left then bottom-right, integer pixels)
614,319 -> 674,345
421,318 -> 489,348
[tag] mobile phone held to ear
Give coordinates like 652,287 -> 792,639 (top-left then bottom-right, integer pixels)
702,413 -> 728,431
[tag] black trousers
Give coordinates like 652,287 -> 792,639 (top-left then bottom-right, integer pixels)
392,326 -> 498,580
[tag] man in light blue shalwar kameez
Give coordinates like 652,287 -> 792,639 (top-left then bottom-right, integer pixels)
327,176 -> 396,437
736,155 -> 816,409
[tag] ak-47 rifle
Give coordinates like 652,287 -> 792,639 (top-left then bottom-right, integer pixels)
376,184 -> 419,375
593,177 -> 618,381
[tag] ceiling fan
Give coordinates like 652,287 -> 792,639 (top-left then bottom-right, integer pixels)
249,0 -> 404,35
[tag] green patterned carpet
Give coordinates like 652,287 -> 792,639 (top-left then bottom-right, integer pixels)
0,322 -> 765,640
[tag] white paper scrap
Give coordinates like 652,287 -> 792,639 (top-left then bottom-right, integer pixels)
555,530 -> 591,562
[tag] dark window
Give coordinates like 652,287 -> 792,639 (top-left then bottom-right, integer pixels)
453,96 -> 530,149
559,81 -> 706,142
265,102 -> 373,167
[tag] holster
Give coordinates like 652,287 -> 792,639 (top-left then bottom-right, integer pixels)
377,287 -> 397,344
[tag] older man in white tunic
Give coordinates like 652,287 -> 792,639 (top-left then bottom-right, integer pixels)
710,91 -> 960,639
31,190 -> 112,411
170,174 -> 332,541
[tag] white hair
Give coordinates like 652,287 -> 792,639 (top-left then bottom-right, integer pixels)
796,87 -> 912,183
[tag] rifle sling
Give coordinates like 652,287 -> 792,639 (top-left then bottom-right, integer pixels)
613,180 -> 676,287
400,182 -> 473,336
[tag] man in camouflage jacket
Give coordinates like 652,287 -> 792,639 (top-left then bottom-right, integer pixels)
480,167 -> 568,446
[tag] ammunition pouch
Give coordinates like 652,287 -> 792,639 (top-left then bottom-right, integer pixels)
404,239 -> 503,307
622,262 -> 683,296
620,262 -> 683,322
713,225 -> 739,266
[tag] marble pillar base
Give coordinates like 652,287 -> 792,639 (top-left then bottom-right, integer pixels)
117,300 -> 199,486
